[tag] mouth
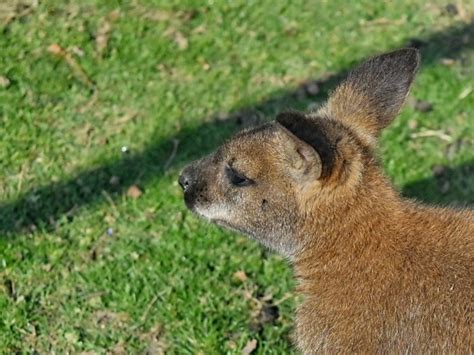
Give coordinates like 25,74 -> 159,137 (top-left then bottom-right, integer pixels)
187,204 -> 214,223
183,193 -> 196,211
185,203 -> 248,236
213,219 -> 250,236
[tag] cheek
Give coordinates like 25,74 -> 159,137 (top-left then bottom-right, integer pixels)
233,191 -> 268,219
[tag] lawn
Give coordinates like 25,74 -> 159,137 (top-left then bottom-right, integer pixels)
0,0 -> 473,353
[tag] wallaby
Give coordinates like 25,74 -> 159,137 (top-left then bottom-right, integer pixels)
179,48 -> 473,353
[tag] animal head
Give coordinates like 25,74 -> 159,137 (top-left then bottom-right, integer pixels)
179,48 -> 420,258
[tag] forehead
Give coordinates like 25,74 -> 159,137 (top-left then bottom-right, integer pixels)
219,123 -> 279,168
226,123 -> 276,153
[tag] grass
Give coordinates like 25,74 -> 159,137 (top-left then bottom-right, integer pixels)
0,0 -> 473,352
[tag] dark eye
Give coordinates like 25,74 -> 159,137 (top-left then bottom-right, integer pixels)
225,166 -> 252,187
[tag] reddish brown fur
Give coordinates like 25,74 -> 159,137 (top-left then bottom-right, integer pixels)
179,49 -> 474,353
294,158 -> 473,353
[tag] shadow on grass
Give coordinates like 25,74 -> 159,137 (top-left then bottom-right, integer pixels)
1,22 -> 473,237
403,161 -> 474,206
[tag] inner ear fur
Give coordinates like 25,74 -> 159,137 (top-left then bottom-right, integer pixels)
276,111 -> 338,179
326,48 -> 420,139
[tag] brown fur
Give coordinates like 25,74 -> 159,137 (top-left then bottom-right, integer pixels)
179,49 -> 474,353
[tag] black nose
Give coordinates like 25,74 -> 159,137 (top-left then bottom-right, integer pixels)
179,169 -> 193,192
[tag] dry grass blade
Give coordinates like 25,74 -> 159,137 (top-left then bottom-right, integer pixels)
96,9 -> 120,58
164,139 -> 180,170
47,43 -> 95,89
410,130 -> 453,143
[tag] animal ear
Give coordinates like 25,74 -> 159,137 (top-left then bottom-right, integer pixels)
276,111 -> 322,182
327,48 -> 420,138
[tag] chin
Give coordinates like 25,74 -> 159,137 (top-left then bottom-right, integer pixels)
213,218 -> 235,230
211,217 -> 237,231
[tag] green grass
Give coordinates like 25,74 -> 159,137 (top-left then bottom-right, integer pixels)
0,0 -> 473,352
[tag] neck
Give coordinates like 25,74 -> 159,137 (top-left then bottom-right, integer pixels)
291,167 -> 403,267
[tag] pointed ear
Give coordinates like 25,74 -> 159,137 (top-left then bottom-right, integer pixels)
276,111 -> 322,182
327,48 -> 420,138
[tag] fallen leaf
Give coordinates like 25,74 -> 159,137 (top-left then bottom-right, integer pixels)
47,43 -> 63,56
233,270 -> 248,282
0,75 -> 10,88
127,185 -> 143,199
241,339 -> 257,354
